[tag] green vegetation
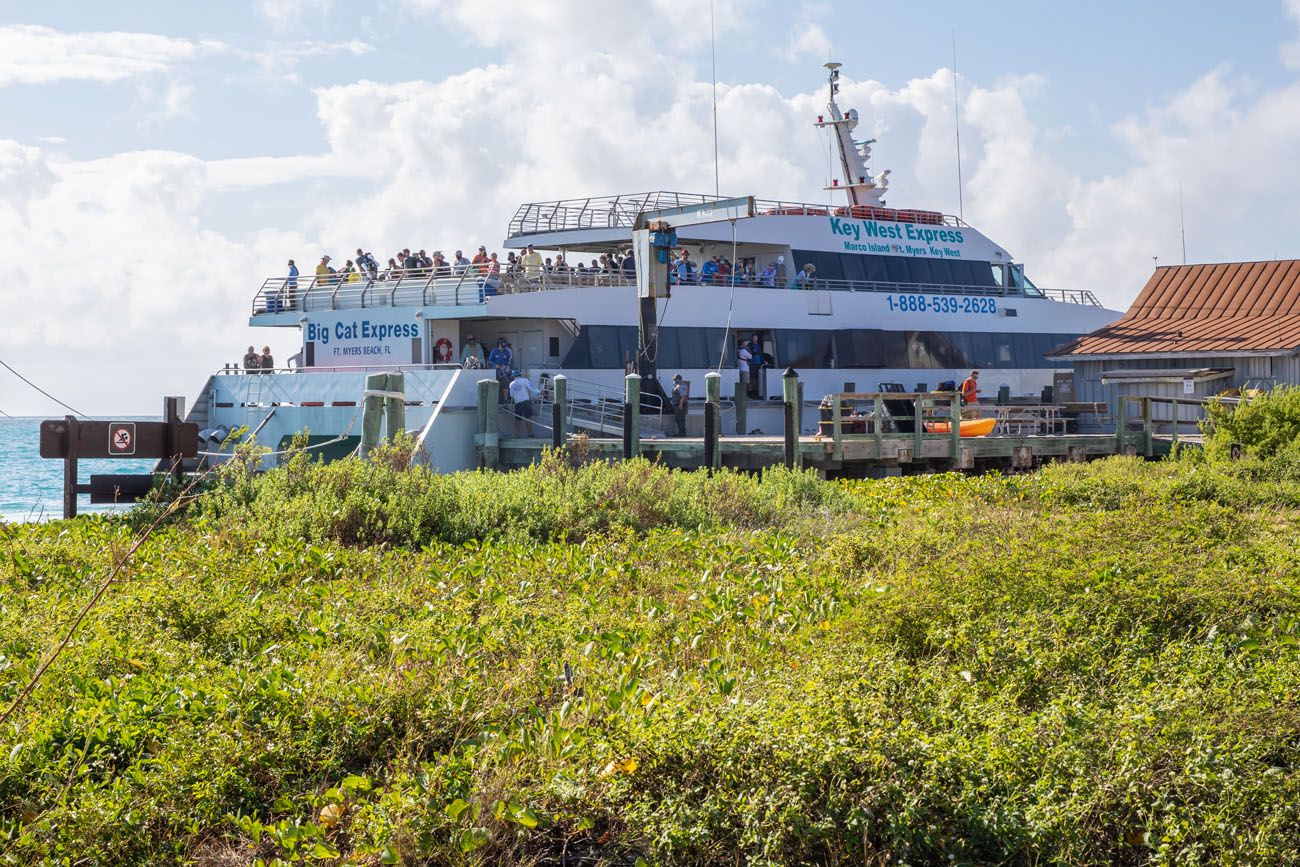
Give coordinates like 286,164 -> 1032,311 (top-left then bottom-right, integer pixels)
3,439 -> 1300,864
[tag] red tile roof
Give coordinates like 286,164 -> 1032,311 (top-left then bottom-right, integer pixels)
1055,261 -> 1300,356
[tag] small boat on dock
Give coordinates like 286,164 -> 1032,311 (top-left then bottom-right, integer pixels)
924,417 -> 998,437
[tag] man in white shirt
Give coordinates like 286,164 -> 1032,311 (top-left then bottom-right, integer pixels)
521,244 -> 544,281
508,370 -> 542,436
736,339 -> 752,394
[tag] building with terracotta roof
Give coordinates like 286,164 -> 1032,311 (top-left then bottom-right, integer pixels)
1051,260 -> 1300,423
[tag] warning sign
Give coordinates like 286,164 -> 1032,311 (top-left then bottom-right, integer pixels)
108,422 -> 136,456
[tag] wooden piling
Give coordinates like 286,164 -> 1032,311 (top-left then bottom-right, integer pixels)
948,392 -> 961,470
476,378 -> 498,468
704,372 -> 721,474
782,367 -> 798,470
732,381 -> 747,435
360,372 -> 387,458
552,374 -> 567,448
385,371 -> 406,443
62,415 -> 78,520
624,374 -> 641,459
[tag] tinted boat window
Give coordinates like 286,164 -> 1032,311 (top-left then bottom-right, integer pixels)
863,255 -> 890,283
909,258 -> 934,285
776,329 -> 834,368
840,254 -> 867,284
884,256 -> 910,283
947,260 -> 974,286
792,250 -> 844,282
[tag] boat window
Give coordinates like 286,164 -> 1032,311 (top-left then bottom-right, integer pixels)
884,256 -> 910,283
946,260 -> 975,286
909,258 -> 934,286
995,334 -> 1014,364
560,328 -> 591,367
942,332 -> 974,367
792,250 -> 845,281
776,329 -> 834,369
1013,333 -> 1036,367
588,325 -> 624,368
969,332 -> 997,368
863,255 -> 890,283
840,254 -> 867,284
988,263 -> 1005,288
657,328 -> 681,368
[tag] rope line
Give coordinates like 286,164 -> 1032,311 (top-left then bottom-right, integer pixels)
0,358 -> 93,419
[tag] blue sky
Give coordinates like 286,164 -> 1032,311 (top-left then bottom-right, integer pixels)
3,0 -> 1300,414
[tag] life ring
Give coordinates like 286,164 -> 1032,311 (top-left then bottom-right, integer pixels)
434,338 -> 454,363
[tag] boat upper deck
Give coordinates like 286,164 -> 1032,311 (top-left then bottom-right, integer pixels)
249,269 -> 1102,319
506,190 -> 967,240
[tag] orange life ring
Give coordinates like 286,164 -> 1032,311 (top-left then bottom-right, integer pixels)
434,338 -> 454,363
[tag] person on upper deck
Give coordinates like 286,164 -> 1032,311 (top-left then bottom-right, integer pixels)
674,250 -> 696,285
774,255 -> 788,288
472,246 -> 490,273
794,263 -> 815,290
243,345 -> 260,372
759,261 -> 776,287
522,244 -> 543,280
621,249 -> 635,280
285,259 -> 298,307
453,250 -> 470,275
432,251 -> 450,277
260,346 -> 275,372
316,255 -> 332,285
700,256 -> 719,285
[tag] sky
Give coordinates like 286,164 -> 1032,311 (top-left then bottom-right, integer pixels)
4,0 -> 1300,415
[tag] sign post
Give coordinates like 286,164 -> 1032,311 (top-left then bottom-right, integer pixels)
39,398 -> 199,520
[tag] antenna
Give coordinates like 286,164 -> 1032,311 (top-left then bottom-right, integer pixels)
709,0 -> 720,198
952,31 -> 965,221
1179,180 -> 1187,265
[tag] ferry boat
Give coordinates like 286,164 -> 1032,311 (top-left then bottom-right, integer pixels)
187,63 -> 1122,469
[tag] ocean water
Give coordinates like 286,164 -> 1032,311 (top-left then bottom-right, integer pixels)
0,417 -> 160,521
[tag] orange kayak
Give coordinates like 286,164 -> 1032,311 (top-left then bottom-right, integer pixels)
925,417 -> 997,437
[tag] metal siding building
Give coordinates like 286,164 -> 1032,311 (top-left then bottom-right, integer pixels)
1053,262 -> 1300,429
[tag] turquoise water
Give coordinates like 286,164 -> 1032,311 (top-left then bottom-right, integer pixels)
0,417 -> 159,521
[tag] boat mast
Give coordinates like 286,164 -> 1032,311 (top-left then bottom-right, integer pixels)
814,62 -> 888,208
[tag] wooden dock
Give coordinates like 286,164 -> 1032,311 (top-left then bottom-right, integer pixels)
476,374 -> 1193,477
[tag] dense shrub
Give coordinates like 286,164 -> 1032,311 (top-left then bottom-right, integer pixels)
3,454 -> 1300,863
1203,385 -> 1300,461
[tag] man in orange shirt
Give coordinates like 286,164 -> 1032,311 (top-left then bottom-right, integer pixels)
960,369 -> 980,418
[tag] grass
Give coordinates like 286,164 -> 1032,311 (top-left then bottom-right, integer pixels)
2,441 -> 1300,864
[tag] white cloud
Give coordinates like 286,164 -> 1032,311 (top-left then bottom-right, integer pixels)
257,0 -> 333,30
0,25 -> 219,86
1283,0 -> 1300,68
785,23 -> 831,62
8,3 -> 1300,415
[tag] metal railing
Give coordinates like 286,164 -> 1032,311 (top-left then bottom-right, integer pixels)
506,190 -> 966,237
252,269 -> 1101,314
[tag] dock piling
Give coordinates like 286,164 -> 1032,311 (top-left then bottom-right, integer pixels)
624,373 -> 641,459
733,382 -> 747,434
385,371 -> 405,443
782,367 -> 798,469
704,371 -> 721,474
360,372 -> 387,458
552,374 -> 567,448
476,378 -> 498,468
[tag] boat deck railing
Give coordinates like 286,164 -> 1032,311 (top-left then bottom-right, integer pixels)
252,270 -> 1101,314
506,190 -> 967,237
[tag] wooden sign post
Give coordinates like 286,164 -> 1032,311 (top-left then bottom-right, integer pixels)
39,397 -> 199,519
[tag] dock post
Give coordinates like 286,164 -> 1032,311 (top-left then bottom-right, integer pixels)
1140,397 -> 1152,457
164,396 -> 185,483
873,395 -> 884,455
912,393 -> 924,460
476,378 -> 498,468
732,382 -> 747,435
704,372 -> 721,475
551,374 -> 567,449
624,373 -> 641,459
948,392 -> 961,469
385,370 -> 406,443
782,367 -> 798,470
62,415 -> 78,520
831,393 -> 843,463
360,371 -> 387,458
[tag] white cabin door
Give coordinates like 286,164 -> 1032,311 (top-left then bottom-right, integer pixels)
516,329 -> 544,370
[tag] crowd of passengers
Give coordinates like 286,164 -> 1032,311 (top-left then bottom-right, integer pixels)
283,245 -> 820,290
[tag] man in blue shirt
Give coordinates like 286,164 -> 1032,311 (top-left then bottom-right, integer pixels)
487,338 -> 513,403
674,250 -> 696,285
699,256 -> 719,285
283,259 -> 298,310
747,334 -> 765,398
